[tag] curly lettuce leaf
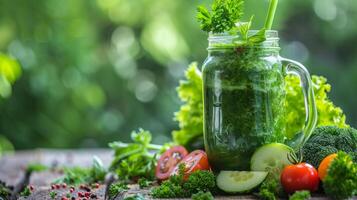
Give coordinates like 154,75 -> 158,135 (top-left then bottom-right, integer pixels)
285,75 -> 348,138
172,63 -> 203,146
173,64 -> 348,146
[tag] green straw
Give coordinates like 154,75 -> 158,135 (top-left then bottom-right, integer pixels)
264,0 -> 279,30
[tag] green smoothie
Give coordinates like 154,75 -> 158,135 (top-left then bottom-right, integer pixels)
203,48 -> 286,171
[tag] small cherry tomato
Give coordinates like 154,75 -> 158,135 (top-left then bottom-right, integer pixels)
155,146 -> 188,180
281,163 -> 320,194
171,150 -> 210,179
318,153 -> 337,180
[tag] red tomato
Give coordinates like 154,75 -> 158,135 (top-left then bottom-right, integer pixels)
170,150 -> 210,179
280,163 -> 320,194
155,146 -> 188,180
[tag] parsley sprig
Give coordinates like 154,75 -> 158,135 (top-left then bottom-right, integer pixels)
197,0 -> 244,33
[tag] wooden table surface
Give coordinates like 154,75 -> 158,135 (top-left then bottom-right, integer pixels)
0,149 -> 354,200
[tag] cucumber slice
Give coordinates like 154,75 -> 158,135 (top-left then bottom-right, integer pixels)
216,171 -> 268,193
251,143 -> 293,172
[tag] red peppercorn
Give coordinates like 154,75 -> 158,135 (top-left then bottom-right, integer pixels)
55,184 -> 61,189
94,183 -> 99,189
84,192 -> 90,197
62,183 -> 67,188
61,197 -> 68,200
69,188 -> 75,193
51,185 -> 56,190
78,192 -> 84,197
29,185 -> 34,191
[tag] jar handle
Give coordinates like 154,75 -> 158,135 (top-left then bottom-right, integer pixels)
280,57 -> 318,151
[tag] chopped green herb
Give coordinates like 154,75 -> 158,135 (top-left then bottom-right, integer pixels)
289,190 -> 311,200
123,194 -> 146,200
108,182 -> 129,200
26,163 -> 48,173
20,186 -> 31,197
151,167 -> 216,198
54,156 -> 107,185
0,181 -> 11,199
49,191 -> 57,199
191,191 -> 214,200
138,178 -> 152,189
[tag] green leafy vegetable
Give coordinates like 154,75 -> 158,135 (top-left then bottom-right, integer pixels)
173,64 -> 348,149
172,63 -> 203,148
0,181 -> 11,199
197,0 -> 244,33
151,166 -> 216,198
323,151 -> 357,200
138,178 -> 153,188
191,191 -> 214,200
20,186 -> 31,197
49,191 -> 57,199
109,129 -> 165,181
302,126 -> 357,168
108,182 -> 129,200
54,156 -> 107,185
288,190 -> 311,200
26,163 -> 48,173
123,194 -> 146,200
258,172 -> 283,200
285,75 -> 348,139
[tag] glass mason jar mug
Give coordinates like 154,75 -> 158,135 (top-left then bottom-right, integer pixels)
202,31 -> 318,171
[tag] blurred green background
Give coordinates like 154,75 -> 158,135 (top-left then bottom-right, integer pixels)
0,0 -> 356,150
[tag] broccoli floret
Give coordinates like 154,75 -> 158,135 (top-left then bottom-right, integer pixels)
288,190 -> 311,200
302,126 -> 357,168
323,151 -> 357,200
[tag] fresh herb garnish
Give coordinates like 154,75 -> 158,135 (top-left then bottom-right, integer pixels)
323,151 -> 357,200
54,156 -> 107,185
20,186 -> 31,197
191,191 -> 214,200
137,178 -> 153,189
197,0 -> 244,33
151,164 -> 216,198
108,182 -> 129,200
109,129 -> 166,182
49,191 -> 57,199
288,190 -> 311,200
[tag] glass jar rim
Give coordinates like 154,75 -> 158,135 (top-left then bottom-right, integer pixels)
207,30 -> 280,50
208,30 -> 279,39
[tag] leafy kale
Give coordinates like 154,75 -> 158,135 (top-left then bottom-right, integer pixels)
108,182 -> 129,200
109,129 -> 165,182
323,151 -> 357,200
54,156 -> 107,185
197,0 -> 244,33
288,190 -> 311,200
191,191 -> 214,200
151,167 -> 216,198
303,126 -> 357,168
173,64 -> 349,149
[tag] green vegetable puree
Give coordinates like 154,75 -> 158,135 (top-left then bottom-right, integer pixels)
203,47 -> 286,171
